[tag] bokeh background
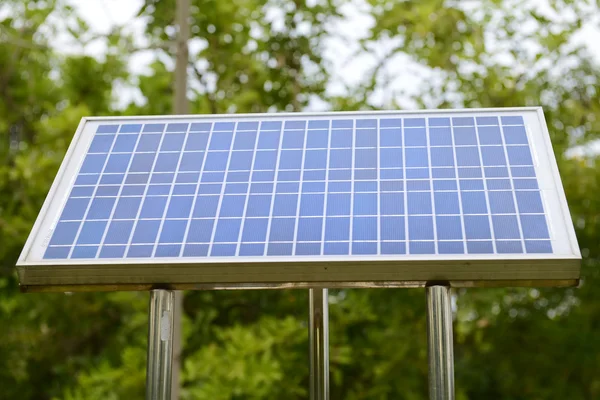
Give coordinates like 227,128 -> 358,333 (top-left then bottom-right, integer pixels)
1,0 -> 599,399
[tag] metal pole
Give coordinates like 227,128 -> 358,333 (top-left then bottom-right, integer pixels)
171,0 -> 190,398
426,285 -> 455,400
309,288 -> 329,400
146,289 -> 175,400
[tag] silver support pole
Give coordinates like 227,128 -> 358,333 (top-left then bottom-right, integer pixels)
309,288 -> 329,400
146,289 -> 175,400
426,285 -> 455,400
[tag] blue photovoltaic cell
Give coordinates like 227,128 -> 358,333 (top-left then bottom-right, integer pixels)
44,113 -> 553,260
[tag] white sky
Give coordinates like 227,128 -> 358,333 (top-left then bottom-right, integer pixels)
64,0 -> 600,123
66,0 -> 600,112
65,0 -> 434,111
1,0 -> 596,153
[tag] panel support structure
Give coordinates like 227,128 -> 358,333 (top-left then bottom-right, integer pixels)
146,289 -> 175,400
426,285 -> 455,400
309,288 -> 329,400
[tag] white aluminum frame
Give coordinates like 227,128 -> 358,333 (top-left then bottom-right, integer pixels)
16,107 -> 581,291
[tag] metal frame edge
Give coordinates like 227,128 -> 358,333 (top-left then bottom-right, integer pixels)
17,117 -> 89,265
81,107 -> 547,122
535,107 -> 581,258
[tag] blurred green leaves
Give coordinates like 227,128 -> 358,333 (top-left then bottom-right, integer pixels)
1,0 -> 600,399
182,316 -> 306,400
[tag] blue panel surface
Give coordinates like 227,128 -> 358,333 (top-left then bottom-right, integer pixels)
44,114 -> 552,260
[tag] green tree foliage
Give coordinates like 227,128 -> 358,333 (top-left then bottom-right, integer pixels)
1,0 -> 599,399
137,0 -> 338,113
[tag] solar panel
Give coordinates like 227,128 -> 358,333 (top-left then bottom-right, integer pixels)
17,108 -> 581,291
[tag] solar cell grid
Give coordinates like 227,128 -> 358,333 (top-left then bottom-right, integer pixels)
42,113 -> 554,260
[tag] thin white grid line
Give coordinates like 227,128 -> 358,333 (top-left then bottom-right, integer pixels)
498,118 -> 527,252
320,120 -> 332,255
349,119 -> 356,254
96,127 -> 145,255
68,176 -> 542,188
402,119 -> 409,252
376,118 -> 381,255
290,123 -> 309,256
92,190 -> 471,198
94,132 -> 138,136
207,122 -> 239,256
51,237 -> 541,248
54,211 -> 543,224
55,237 -> 528,244
90,142 -> 531,151
179,123 -> 216,256
235,123 -> 262,256
426,117 -> 438,254
449,117 -> 467,254
151,126 -> 192,256
123,124 -> 169,256
427,122 -> 525,129
89,149 -> 205,155
66,131 -> 119,258
76,166 -> 527,175
473,119 -> 497,253
192,187 -> 384,196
